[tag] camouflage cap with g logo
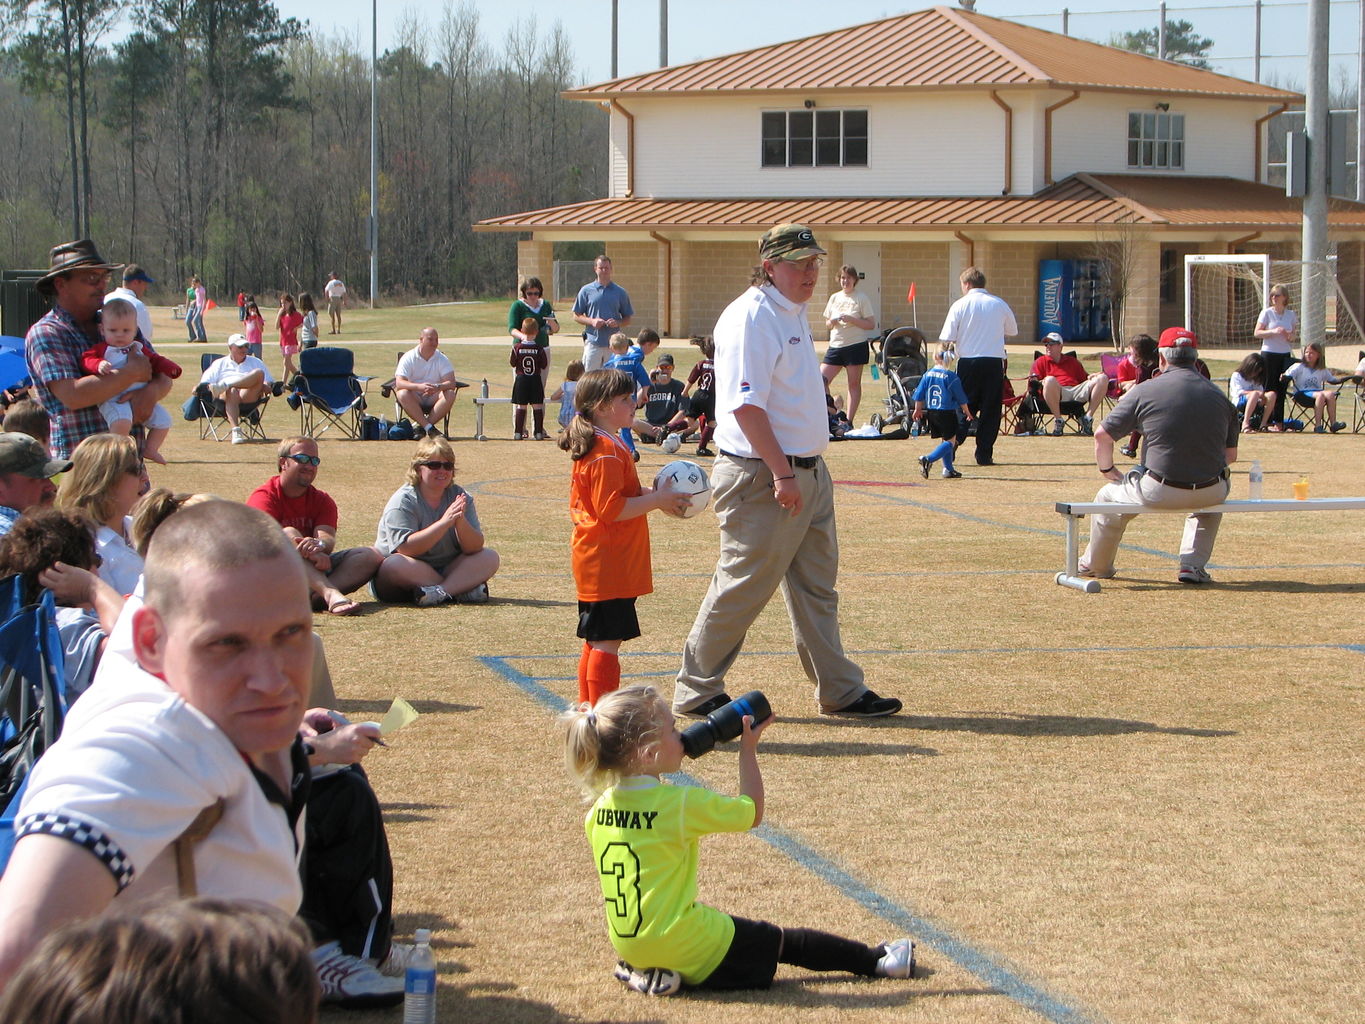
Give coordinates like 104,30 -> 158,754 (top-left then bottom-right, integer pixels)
759,224 -> 827,262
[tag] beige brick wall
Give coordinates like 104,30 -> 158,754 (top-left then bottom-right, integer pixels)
979,241 -> 1045,346
881,243 -> 951,337
516,240 -> 553,296
604,243 -> 659,335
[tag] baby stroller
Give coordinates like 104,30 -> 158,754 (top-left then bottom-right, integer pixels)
868,326 -> 928,434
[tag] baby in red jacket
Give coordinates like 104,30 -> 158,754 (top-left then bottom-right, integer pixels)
81,297 -> 182,464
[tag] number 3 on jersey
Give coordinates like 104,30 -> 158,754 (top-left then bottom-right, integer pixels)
599,842 -> 642,937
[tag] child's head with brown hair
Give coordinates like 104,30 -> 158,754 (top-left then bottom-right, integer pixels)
0,897 -> 319,1024
565,360 -> 585,382
561,684 -> 670,797
3,398 -> 50,446
556,368 -> 636,461
635,328 -> 660,352
297,292 -> 315,313
608,332 -> 630,354
521,316 -> 540,338
690,335 -> 715,359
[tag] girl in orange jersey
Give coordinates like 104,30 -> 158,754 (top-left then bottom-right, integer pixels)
558,370 -> 691,705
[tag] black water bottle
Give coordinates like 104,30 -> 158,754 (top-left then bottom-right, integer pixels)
680,691 -> 772,758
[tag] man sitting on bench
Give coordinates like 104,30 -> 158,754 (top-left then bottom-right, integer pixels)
1078,327 -> 1239,586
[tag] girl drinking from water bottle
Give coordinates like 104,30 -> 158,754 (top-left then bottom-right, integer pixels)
561,684 -> 916,996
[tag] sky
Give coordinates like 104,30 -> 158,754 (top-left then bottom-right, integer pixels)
266,0 -> 1363,91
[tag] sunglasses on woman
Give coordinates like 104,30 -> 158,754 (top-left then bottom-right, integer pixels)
418,460 -> 454,471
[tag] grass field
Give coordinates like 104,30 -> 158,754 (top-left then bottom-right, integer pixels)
126,308 -> 1365,1023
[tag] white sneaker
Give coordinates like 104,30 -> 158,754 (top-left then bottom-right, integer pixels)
875,937 -> 916,979
450,582 -> 489,604
313,941 -> 405,1007
374,941 -> 415,978
661,432 -> 681,454
230,427 -> 247,444
1177,566 -> 1213,585
415,584 -> 451,606
613,960 -> 682,996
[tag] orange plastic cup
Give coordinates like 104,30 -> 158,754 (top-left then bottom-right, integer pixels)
1292,478 -> 1310,500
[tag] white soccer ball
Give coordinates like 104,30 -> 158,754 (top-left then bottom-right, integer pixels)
654,460 -> 712,519
661,432 -> 682,455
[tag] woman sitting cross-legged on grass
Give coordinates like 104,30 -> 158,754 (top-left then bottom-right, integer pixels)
372,437 -> 499,606
561,684 -> 916,997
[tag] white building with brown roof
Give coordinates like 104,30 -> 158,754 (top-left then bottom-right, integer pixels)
477,5 -> 1365,347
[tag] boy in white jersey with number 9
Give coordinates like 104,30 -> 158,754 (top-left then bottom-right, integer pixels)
562,684 -> 915,995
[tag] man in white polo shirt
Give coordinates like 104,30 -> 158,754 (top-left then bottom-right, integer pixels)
393,327 -> 458,439
198,333 -> 277,444
672,224 -> 902,721
0,502 -> 313,989
104,264 -> 155,343
939,266 -> 1017,466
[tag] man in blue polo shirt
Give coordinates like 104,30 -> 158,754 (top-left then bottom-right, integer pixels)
572,255 -> 633,372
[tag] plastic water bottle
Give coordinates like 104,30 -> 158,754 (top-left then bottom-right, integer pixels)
1248,459 -> 1263,500
403,929 -> 437,1024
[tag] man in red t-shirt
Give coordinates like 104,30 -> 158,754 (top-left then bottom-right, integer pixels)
1030,333 -> 1110,436
246,436 -> 382,615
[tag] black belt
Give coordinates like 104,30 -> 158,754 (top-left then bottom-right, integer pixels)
1144,468 -> 1227,490
719,450 -> 820,470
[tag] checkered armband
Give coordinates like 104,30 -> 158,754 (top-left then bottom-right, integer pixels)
16,813 -> 135,892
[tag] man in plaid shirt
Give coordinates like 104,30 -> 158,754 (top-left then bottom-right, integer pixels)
25,240 -> 174,459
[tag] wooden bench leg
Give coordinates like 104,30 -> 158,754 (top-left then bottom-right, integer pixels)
1055,514 -> 1101,593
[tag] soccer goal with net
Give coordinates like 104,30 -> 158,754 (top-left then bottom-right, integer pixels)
1184,254 -> 1364,362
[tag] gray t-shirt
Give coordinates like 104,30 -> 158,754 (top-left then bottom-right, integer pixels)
374,483 -> 481,571
1101,367 -> 1238,481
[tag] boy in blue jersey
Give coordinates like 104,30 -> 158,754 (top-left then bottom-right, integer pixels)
911,345 -> 974,479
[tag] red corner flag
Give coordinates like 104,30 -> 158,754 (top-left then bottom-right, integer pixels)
906,281 -> 917,304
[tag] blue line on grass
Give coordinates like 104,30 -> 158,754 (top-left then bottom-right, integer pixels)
478,653 -> 1104,1024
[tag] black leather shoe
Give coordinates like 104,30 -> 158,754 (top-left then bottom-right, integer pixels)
824,690 -> 903,718
679,693 -> 733,719
976,457 -> 995,466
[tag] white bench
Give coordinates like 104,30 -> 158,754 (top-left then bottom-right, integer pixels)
472,378 -> 512,441
1054,497 -> 1365,593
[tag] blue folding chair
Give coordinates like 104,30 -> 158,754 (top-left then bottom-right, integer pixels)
0,575 -> 66,871
290,347 -> 371,439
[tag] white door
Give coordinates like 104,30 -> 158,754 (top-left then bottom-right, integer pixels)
840,242 -> 882,336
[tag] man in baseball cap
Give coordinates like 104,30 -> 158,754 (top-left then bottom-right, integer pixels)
0,433 -> 70,536
672,222 -> 903,721
26,240 -> 173,458
1078,324 -> 1238,586
105,263 -> 156,344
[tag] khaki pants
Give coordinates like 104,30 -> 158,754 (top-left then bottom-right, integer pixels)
1082,469 -> 1229,575
674,454 -> 865,714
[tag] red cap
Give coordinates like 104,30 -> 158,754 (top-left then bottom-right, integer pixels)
1158,327 -> 1198,348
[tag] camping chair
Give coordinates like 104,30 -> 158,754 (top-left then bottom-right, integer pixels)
186,352 -> 274,442
378,354 -> 469,438
0,575 -> 65,872
1023,349 -> 1089,434
290,346 -> 372,439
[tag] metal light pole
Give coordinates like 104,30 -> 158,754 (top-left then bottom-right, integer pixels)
369,0 -> 379,308
1301,0 -> 1330,348
660,0 -> 668,67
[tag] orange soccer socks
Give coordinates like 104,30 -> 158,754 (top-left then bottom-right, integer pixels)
582,645 -> 621,706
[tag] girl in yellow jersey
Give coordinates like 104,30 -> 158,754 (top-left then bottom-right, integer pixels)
562,685 -> 915,995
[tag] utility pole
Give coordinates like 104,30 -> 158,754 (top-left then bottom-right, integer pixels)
370,0 -> 379,308
1301,0 -> 1329,348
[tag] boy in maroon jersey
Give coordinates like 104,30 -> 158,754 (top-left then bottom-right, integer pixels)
661,335 -> 717,456
511,316 -> 550,439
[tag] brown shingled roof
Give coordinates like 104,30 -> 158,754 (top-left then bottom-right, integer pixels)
565,5 -> 1298,102
475,176 -> 1365,233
